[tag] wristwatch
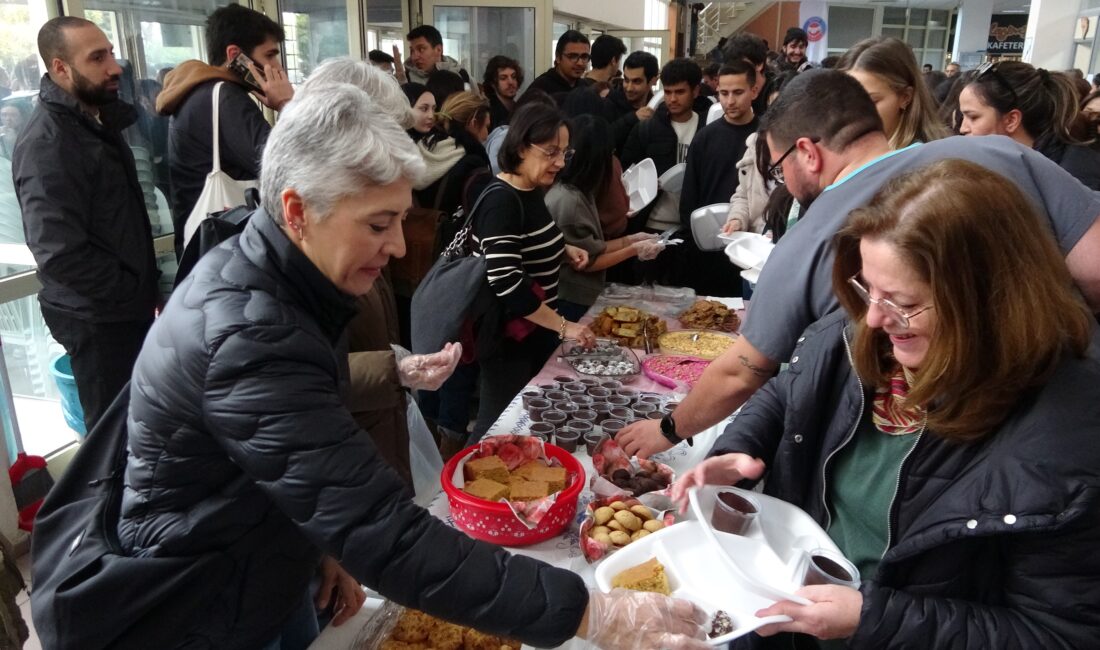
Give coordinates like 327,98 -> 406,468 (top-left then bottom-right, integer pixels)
659,413 -> 692,447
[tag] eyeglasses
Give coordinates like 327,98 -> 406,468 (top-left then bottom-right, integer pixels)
766,136 -> 820,184
531,143 -> 575,163
562,52 -> 591,63
848,274 -> 933,329
975,61 -> 1020,108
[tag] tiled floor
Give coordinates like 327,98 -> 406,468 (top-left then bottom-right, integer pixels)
15,552 -> 40,650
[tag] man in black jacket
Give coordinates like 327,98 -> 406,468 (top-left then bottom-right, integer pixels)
527,30 -> 593,103
483,54 -> 522,131
677,60 -> 759,297
606,50 -> 658,155
156,4 -> 293,257
723,32 -> 775,117
621,58 -> 711,235
13,17 -> 158,431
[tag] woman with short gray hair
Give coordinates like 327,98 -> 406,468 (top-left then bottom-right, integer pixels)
79,83 -> 709,649
300,57 -> 414,129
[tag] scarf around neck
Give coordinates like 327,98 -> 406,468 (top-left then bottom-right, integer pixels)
872,365 -> 927,435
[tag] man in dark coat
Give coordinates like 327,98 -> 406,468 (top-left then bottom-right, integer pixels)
527,29 -> 593,103
156,4 -> 294,257
606,50 -> 659,156
13,17 -> 159,431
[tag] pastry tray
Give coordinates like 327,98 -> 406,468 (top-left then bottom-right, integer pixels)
594,486 -> 843,644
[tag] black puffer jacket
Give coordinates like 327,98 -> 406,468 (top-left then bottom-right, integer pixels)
714,310 -> 1100,649
119,209 -> 588,648
13,75 -> 158,322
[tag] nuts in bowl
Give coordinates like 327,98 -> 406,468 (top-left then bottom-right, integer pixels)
561,338 -> 641,379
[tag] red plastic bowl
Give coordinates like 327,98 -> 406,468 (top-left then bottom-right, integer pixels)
441,443 -> 585,546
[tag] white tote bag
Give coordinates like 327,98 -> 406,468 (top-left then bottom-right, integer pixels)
182,81 -> 258,248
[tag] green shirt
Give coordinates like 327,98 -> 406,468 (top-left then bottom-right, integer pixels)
826,413 -> 920,580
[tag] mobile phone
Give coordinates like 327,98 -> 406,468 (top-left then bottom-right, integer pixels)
228,52 -> 265,92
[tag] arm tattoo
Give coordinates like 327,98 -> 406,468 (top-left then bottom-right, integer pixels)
738,354 -> 771,378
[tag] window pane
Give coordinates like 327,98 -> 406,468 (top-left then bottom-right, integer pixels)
85,0 -> 222,241
906,28 -> 926,49
0,293 -> 75,457
883,7 -> 908,25
282,0 -> 351,84
883,27 -> 905,41
828,7 -> 876,50
909,9 -> 928,26
435,6 -> 536,93
366,0 -> 405,70
929,10 -> 949,26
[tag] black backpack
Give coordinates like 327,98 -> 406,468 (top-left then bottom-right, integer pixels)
174,187 -> 259,287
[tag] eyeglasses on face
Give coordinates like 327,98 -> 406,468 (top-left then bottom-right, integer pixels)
562,52 -> 591,63
766,136 -> 821,184
975,61 -> 1020,108
848,273 -> 933,329
530,143 -> 575,163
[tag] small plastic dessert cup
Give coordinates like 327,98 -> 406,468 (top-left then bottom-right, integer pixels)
608,407 -> 632,422
562,382 -> 588,396
528,422 -> 555,441
527,397 -> 551,422
601,419 -> 627,438
801,548 -> 861,589
631,402 -> 657,420
710,489 -> 760,536
570,395 -> 595,409
542,409 -> 568,428
544,389 -> 569,403
572,409 -> 597,424
587,387 -> 612,400
584,431 -> 608,456
520,387 -> 543,409
553,428 -> 581,452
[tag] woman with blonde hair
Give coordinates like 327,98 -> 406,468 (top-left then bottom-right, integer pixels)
838,37 -> 948,150
674,158 -> 1100,648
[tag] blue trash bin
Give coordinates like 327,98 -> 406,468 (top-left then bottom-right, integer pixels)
50,355 -> 87,436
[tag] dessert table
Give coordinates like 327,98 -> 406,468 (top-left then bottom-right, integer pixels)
309,287 -> 745,649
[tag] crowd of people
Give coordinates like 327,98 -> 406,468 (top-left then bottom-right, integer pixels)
10,5 -> 1100,650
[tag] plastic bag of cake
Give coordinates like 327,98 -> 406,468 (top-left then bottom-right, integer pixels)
352,600 -> 521,650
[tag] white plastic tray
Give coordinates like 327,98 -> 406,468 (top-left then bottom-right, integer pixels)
595,486 -> 842,644
658,163 -> 687,194
622,158 -> 659,214
690,202 -> 731,252
722,232 -> 774,270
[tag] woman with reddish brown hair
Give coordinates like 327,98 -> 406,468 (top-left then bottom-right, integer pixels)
673,158 -> 1100,648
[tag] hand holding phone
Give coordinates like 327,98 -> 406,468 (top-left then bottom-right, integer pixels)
229,52 -> 265,92
230,52 -> 294,111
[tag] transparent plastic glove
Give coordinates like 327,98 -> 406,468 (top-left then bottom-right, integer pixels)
397,342 -> 462,391
634,239 -> 666,261
583,589 -> 710,650
626,232 -> 659,244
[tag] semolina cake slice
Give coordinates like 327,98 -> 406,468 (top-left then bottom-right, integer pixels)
526,465 -> 567,494
512,459 -> 546,481
508,479 -> 550,501
611,557 -> 671,595
463,478 -> 509,502
463,455 -> 510,484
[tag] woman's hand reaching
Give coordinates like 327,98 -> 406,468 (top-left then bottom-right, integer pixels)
564,244 -> 590,270
670,453 -> 766,513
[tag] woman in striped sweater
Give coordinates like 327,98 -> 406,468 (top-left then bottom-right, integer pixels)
470,103 -> 596,438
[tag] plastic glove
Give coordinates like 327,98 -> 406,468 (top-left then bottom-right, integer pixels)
626,232 -> 659,244
397,342 -> 462,391
634,239 -> 666,261
583,589 -> 710,650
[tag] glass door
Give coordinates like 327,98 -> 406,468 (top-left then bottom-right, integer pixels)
419,0 -> 552,91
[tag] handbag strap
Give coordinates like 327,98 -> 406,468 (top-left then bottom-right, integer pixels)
442,179 -> 523,259
210,81 -> 224,174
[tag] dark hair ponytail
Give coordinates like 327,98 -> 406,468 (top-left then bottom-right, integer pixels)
966,61 -> 1084,145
